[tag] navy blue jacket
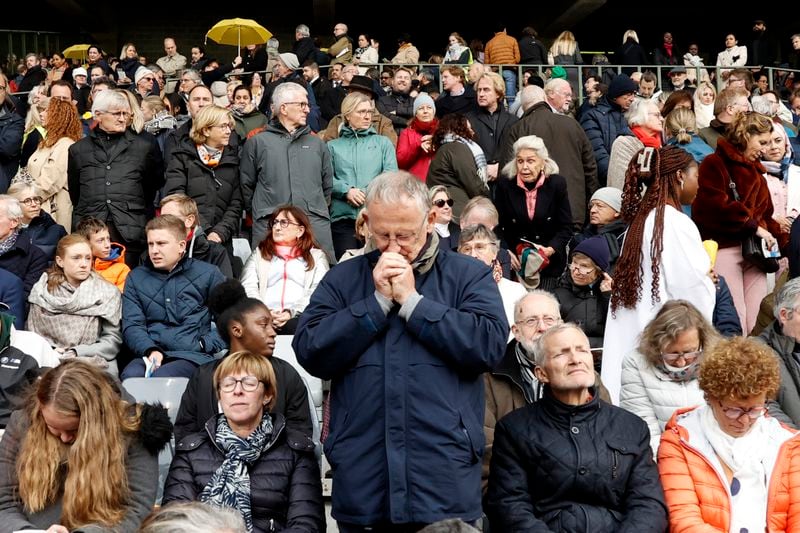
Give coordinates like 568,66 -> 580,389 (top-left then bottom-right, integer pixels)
0,233 -> 47,298
122,256 -> 226,364
580,97 -> 632,184
0,101 -> 24,192
18,211 -> 67,261
294,247 -> 508,525
0,268 -> 26,329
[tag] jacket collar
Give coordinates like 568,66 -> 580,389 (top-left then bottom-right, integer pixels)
540,385 -> 601,423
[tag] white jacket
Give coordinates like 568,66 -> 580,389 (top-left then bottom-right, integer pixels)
716,45 -> 748,67
620,349 -> 705,454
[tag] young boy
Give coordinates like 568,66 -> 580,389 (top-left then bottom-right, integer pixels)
74,216 -> 130,290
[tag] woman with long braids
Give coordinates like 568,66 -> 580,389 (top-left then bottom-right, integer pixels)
0,360 -> 171,532
602,145 -> 716,404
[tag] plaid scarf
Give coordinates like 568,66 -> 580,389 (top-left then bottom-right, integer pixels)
442,133 -> 487,184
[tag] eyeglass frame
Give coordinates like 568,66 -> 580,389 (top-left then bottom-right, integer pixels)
212,123 -> 233,131
370,218 -> 427,248
99,109 -> 131,120
516,315 -> 560,328
270,217 -> 303,229
716,399 -> 767,420
661,348 -> 703,365
458,241 -> 497,255
433,198 -> 454,208
568,262 -> 597,276
20,196 -> 43,206
283,101 -> 310,110
218,375 -> 263,393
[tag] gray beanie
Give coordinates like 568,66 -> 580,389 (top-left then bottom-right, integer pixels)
413,92 -> 436,116
590,187 -> 623,213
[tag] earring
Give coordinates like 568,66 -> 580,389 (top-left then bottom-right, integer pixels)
679,180 -> 685,190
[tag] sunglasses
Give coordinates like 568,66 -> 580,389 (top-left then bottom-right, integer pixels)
433,198 -> 454,208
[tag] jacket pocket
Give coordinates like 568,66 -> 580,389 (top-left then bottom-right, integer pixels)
323,408 -> 349,466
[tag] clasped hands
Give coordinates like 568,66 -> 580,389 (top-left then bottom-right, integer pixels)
373,251 -> 416,305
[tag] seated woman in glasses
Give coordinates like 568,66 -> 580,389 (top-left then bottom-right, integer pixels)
553,235 -> 612,361
7,182 -> 66,261
240,205 -> 329,335
327,91 -> 397,259
163,105 -> 242,249
164,350 -> 325,532
457,224 -> 526,340
429,185 -> 460,250
658,336 -> 800,532
620,299 -> 719,453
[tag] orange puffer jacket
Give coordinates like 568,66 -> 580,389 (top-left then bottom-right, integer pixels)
658,406 -> 800,532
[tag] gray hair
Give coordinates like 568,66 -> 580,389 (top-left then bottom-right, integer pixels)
458,224 -> 500,248
460,196 -> 498,227
513,290 -> 562,323
7,181 -> 41,200
418,519 -> 480,533
0,195 -> 23,222
296,24 -> 310,37
520,85 -> 545,112
751,94 -> 775,116
625,97 -> 659,127
138,501 -> 246,533
532,322 -> 585,366
543,78 -> 570,97
91,89 -> 130,116
502,135 -> 559,178
182,69 -> 202,83
775,277 -> 800,320
366,170 -> 431,216
271,82 -> 307,113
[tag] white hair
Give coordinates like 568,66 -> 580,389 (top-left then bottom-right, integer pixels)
502,135 -> 559,178
270,82 -> 307,114
91,89 -> 130,115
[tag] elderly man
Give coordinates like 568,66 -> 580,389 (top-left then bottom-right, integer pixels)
294,171 -> 508,531
543,77 -> 573,115
482,291 -> 609,491
486,323 -> 668,532
0,195 -> 47,298
157,37 -> 187,94
258,53 -> 321,132
329,23 -> 353,65
241,82 -> 334,260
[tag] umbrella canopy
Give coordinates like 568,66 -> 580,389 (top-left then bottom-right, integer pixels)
63,44 -> 91,61
206,18 -> 272,50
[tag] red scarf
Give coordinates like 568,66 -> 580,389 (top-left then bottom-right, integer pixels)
410,118 -> 438,134
631,125 -> 662,148
663,42 -> 673,59
275,244 -> 302,261
516,172 -> 546,220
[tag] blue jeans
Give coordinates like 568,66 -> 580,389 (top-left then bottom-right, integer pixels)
120,357 -> 198,379
501,69 -> 517,105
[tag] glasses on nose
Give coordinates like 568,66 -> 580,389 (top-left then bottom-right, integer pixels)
569,263 -> 596,275
219,376 -> 262,393
102,110 -> 130,120
717,400 -> 767,420
214,123 -> 233,131
21,196 -> 43,206
271,218 -> 302,229
373,230 -> 419,247
458,241 -> 496,254
433,198 -> 454,208
517,315 -> 559,328
285,101 -> 310,110
661,349 -> 703,365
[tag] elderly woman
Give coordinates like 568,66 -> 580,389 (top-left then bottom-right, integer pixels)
163,104 -> 242,247
658,336 -> 800,532
457,224 -> 526,339
0,360 -> 171,532
328,91 -> 398,259
495,135 -> 573,290
240,205 -> 329,335
608,98 -> 664,190
693,112 -> 787,334
0,195 -> 48,299
163,350 -> 325,532
426,113 -> 489,220
604,146 -> 716,404
620,300 -> 719,452
430,185 -> 460,250
396,93 -> 438,181
7,182 -> 66,260
553,235 -> 613,354
26,234 -> 122,375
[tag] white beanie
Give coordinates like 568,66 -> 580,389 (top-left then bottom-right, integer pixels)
590,187 -> 623,213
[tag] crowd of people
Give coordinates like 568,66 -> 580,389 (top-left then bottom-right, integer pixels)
2,18 -> 800,533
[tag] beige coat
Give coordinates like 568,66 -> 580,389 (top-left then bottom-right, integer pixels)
27,137 -> 74,231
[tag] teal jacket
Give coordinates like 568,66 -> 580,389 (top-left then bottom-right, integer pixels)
328,124 -> 397,222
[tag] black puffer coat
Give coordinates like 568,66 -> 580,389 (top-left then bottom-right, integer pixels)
68,128 -> 164,244
163,135 -> 242,243
486,388 -> 667,532
164,412 -> 325,533
552,273 -> 609,350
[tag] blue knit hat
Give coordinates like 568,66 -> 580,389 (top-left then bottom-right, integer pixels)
607,74 -> 638,100
573,236 -> 610,272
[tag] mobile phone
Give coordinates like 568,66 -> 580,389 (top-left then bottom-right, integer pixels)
116,68 -> 125,80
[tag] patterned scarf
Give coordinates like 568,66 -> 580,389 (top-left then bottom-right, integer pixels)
442,133 -> 487,184
515,341 -> 540,403
0,230 -> 19,257
197,143 -> 223,168
655,359 -> 700,382
491,258 -> 503,283
200,412 -> 274,533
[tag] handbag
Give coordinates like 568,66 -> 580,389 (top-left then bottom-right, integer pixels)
727,175 -> 780,273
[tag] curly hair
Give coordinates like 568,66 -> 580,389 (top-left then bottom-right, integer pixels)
17,360 -> 142,530
725,111 -> 774,152
432,113 -> 475,151
611,145 -> 695,312
41,97 -> 81,148
698,336 -> 780,400
258,205 -> 318,271
638,299 -> 721,367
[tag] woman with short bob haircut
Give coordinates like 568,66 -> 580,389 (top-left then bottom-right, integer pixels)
0,359 -> 171,532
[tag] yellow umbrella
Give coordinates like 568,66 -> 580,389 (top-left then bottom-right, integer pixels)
205,18 -> 272,50
63,44 -> 91,62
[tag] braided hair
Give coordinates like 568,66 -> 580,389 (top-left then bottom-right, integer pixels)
611,145 -> 695,313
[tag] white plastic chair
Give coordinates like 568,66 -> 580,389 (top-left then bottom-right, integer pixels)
122,377 -> 189,504
232,237 -> 252,266
274,335 -> 323,423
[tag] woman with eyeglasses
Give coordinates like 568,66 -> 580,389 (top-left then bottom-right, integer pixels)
607,98 -> 664,190
163,105 -> 242,248
620,300 -> 719,453
240,205 -> 329,334
7,182 -> 66,261
457,224 -> 526,340
658,336 -> 800,532
429,185 -> 460,250
327,91 -> 397,259
163,350 -> 325,532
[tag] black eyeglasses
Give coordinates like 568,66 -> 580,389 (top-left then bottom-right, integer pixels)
271,218 -> 302,229
433,198 -> 454,208
219,376 -> 262,393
